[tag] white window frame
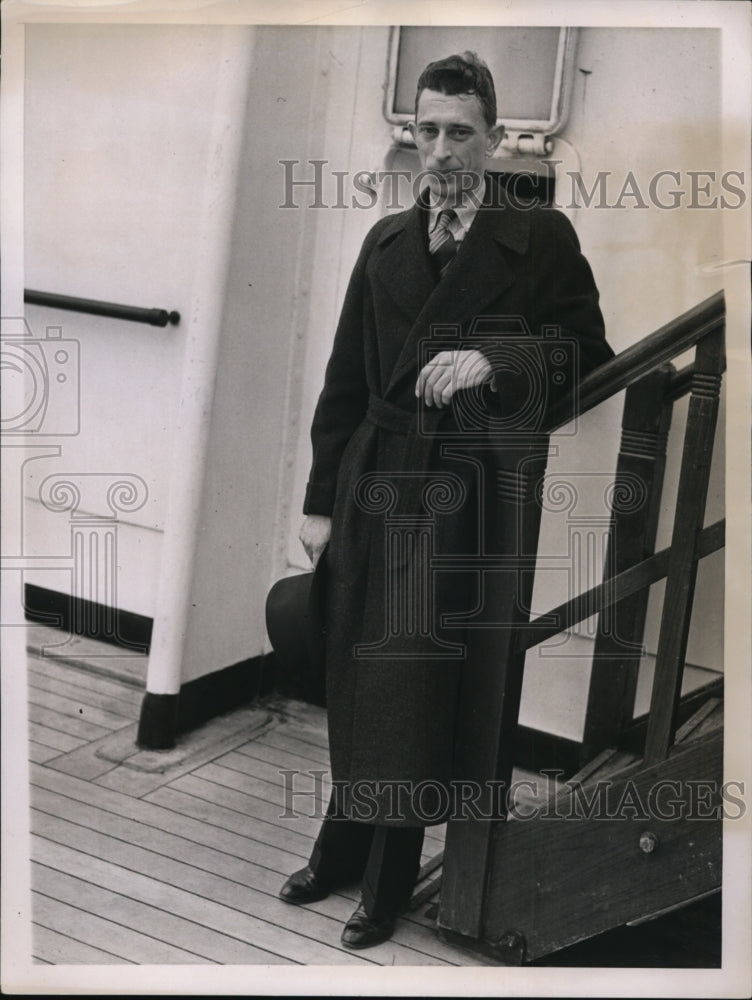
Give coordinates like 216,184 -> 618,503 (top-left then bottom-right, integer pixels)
383,26 -> 579,156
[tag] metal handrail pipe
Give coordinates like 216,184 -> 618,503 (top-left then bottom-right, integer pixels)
24,288 -> 180,327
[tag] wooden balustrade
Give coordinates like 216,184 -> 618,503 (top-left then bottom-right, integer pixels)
437,290 -> 726,957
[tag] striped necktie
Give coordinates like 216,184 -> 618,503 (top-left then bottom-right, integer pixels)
429,209 -> 459,275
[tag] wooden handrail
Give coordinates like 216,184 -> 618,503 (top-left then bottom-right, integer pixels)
545,289 -> 725,432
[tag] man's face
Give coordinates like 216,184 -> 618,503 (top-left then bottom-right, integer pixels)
409,87 -> 503,207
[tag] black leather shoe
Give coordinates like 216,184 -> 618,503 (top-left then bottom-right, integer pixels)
278,865 -> 330,905
341,903 -> 397,949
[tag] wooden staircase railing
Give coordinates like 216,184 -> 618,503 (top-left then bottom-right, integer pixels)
432,290 -> 725,962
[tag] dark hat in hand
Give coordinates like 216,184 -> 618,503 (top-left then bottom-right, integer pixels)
265,548 -> 327,702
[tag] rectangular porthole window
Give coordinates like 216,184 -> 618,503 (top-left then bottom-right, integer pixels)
384,26 -> 578,157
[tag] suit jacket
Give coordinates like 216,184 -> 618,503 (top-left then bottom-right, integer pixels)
304,176 -> 613,826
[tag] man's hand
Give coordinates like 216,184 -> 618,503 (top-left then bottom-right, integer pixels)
415,349 -> 493,408
299,514 -> 332,568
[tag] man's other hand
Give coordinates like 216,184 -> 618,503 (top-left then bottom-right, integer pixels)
299,515 -> 332,568
415,349 -> 493,408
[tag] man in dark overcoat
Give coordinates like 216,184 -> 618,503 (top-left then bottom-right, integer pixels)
279,51 -> 613,949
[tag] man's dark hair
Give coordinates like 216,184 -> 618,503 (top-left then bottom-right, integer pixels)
414,51 -> 497,128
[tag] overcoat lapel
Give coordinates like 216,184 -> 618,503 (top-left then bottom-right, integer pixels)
374,178 -> 532,397
371,202 -> 436,324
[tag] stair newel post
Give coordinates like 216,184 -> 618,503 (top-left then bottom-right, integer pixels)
438,434 -> 549,945
643,327 -> 725,765
580,365 -> 675,766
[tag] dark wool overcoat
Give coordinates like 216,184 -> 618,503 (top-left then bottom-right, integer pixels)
303,176 -> 613,826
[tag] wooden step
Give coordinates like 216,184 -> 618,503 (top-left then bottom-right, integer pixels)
440,725 -> 723,964
547,695 -> 723,815
674,697 -> 722,744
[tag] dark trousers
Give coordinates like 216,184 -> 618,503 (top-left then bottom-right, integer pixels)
308,794 -> 425,919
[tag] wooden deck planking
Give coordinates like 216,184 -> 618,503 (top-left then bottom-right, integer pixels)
26,648 -> 485,967
28,701 -> 114,742
146,784 -> 316,857
28,741 -> 64,764
190,755 -> 445,852
216,747 -> 317,787
143,752 -> 452,949
30,815 -> 387,966
28,684 -> 136,731
28,721 -> 88,754
29,735 -> 470,964
30,794 -> 459,965
188,759 -> 326,814
144,784 -> 448,931
31,783 -> 309,879
232,738 -> 456,845
31,776 -> 319,900
186,757 -> 447,852
28,663 -> 143,717
212,749 -> 332,803
222,735 -> 449,841
234,738 -> 331,773
28,652 -> 146,698
31,924 -> 135,965
32,892 -> 209,964
32,856 -> 289,965
154,770 -> 327,841
257,728 -> 332,765
86,716 -> 273,799
42,739 -> 124,783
